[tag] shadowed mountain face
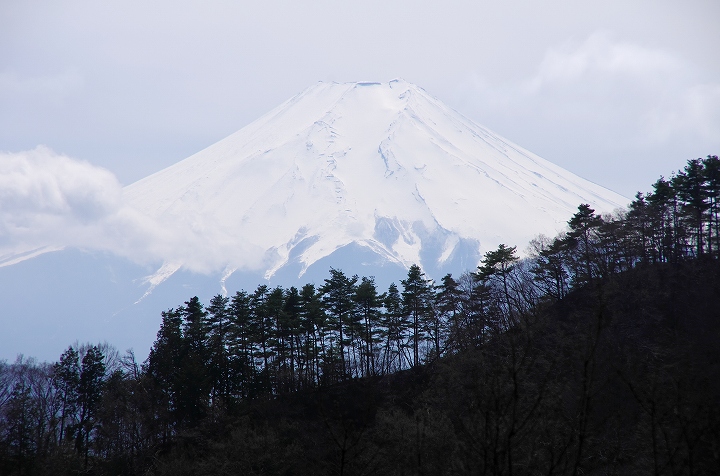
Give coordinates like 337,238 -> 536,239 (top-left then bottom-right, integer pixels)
0,80 -> 628,362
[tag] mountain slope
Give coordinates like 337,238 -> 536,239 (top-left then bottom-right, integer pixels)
124,79 -> 626,283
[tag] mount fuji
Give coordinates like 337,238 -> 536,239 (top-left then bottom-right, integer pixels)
125,79 -> 626,285
0,79 -> 627,361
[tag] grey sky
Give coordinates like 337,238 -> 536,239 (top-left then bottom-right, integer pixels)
1,0 -> 719,199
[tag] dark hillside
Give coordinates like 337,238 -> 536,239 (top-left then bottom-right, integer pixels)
143,259 -> 720,476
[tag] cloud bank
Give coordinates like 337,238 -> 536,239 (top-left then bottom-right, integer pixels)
0,147 -> 162,267
0,147 -> 118,254
0,146 -> 265,274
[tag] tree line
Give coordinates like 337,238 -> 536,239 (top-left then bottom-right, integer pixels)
1,156 -> 718,475
530,155 -> 720,297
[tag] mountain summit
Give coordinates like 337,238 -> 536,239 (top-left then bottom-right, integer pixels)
125,79 -> 626,284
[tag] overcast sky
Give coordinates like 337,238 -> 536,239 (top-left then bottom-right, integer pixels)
1,0 -> 719,200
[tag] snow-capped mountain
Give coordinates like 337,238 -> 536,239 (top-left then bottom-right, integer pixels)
0,79 -> 628,362
124,79 -> 626,288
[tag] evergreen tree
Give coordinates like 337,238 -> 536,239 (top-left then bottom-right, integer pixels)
228,290 -> 254,399
626,193 -> 653,263
647,177 -> 683,262
145,308 -> 183,436
76,346 -> 106,470
353,277 -> 383,377
401,264 -> 435,367
564,205 -> 603,286
249,285 -> 274,395
266,286 -> 286,392
380,283 -> 407,373
298,284 -> 326,387
282,287 -> 302,391
53,347 -> 80,446
320,269 -> 358,379
206,294 -> 230,407
177,297 -> 210,426
673,159 -> 710,256
435,273 -> 461,353
457,270 -> 491,346
476,244 -> 520,328
530,235 -> 570,301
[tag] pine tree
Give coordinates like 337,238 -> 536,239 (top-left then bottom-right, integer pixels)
207,294 -> 230,407
282,287 -> 302,391
647,178 -> 683,262
673,159 -> 710,256
228,290 -> 254,399
53,346 -> 80,446
401,264 -> 435,367
353,277 -> 383,377
299,284 -> 326,387
177,297 -> 210,426
435,273 -> 461,353
457,270 -> 491,346
530,235 -> 570,301
265,286 -> 286,392
476,244 -> 520,328
380,283 -> 407,373
249,285 -> 274,395
76,346 -> 106,470
564,205 -> 603,286
145,308 -> 183,436
626,193 -> 653,263
320,269 -> 358,379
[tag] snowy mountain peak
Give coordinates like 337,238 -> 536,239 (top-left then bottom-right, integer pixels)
123,80 -> 627,284
0,81 -> 631,360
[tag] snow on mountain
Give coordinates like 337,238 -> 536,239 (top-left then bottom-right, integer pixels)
124,79 -> 627,286
0,79 -> 631,362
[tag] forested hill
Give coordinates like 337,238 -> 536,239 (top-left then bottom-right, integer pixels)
1,156 -> 719,475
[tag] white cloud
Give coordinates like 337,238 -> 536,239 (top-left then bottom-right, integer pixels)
0,146 -> 119,229
0,147 -> 133,261
3,146 -> 118,210
0,146 -> 267,274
